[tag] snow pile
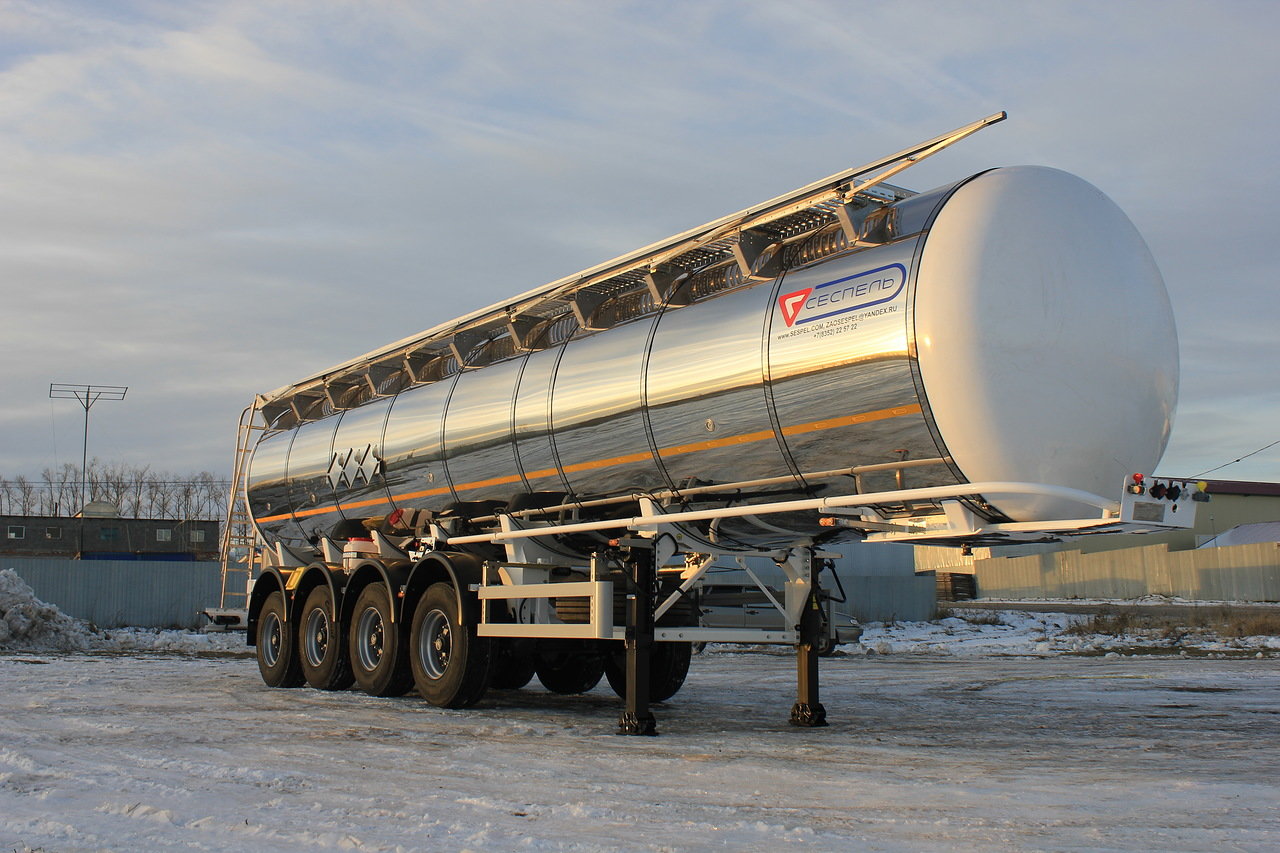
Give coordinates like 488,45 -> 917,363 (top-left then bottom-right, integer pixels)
106,627 -> 246,654
0,568 -> 248,655
847,608 -> 1280,657
853,610 -> 1073,656
0,568 -> 105,651
1053,626 -> 1280,656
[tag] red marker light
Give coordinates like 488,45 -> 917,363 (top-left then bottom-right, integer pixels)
1132,473 -> 1145,484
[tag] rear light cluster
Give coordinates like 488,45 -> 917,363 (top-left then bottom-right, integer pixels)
1128,474 -> 1210,503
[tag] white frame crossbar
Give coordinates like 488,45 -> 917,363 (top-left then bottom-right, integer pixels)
439,479 -> 1194,548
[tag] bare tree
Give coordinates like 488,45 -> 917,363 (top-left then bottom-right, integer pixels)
13,475 -> 36,515
145,472 -> 174,520
43,462 -> 80,515
3,463 -> 230,521
196,472 -> 224,520
124,465 -> 150,517
173,477 -> 197,521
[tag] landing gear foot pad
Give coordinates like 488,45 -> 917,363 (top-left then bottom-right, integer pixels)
789,702 -> 828,728
618,712 -> 659,736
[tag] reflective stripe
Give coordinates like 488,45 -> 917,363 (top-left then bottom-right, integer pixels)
257,403 -> 922,523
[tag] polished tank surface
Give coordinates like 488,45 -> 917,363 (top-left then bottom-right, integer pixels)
247,166 -> 1176,547
328,396 -> 395,525
380,378 -> 455,508
645,283 -> 797,491
512,345 -> 566,495
443,357 -> 525,503
912,166 -> 1176,520
552,317 -> 661,499
284,416 -> 342,539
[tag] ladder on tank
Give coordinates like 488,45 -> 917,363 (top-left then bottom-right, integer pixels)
205,402 -> 266,628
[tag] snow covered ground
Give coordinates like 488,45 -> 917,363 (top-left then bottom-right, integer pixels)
3,569 -> 1279,851
3,648 -> 1278,852
861,608 -> 1280,658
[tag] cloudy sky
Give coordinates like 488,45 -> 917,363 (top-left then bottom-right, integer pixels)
3,0 -> 1278,486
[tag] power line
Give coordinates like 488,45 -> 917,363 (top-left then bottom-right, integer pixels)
1192,439 -> 1280,478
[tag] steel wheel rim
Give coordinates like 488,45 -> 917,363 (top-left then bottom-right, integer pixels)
417,609 -> 450,680
261,612 -> 282,668
303,607 -> 329,668
355,605 -> 385,672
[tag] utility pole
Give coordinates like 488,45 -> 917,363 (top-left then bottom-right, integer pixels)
49,383 -> 127,556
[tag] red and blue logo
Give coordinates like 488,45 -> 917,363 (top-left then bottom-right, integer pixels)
777,263 -> 906,327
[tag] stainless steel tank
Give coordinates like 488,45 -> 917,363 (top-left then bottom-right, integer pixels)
247,166 -> 1177,548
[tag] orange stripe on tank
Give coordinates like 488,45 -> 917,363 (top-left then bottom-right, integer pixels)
255,403 -> 922,524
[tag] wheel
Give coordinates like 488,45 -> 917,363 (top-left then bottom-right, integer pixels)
604,642 -> 692,703
256,590 -> 304,688
348,584 -> 413,697
535,648 -> 604,694
489,640 -> 537,690
410,583 -> 492,708
298,585 -> 354,691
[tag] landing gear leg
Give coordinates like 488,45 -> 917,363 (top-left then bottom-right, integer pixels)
618,544 -> 658,736
790,584 -> 828,728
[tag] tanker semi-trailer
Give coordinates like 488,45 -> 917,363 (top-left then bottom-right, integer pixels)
233,114 -> 1201,733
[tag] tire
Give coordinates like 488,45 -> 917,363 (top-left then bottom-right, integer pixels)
489,640 -> 537,690
604,642 -> 692,703
256,590 -> 304,688
535,648 -> 604,694
298,585 -> 354,691
348,584 -> 413,697
410,583 -> 492,708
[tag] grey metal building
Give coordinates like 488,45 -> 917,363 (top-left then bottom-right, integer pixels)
1,512 -> 219,561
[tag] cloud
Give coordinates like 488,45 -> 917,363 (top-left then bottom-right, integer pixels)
1,0 -> 1278,487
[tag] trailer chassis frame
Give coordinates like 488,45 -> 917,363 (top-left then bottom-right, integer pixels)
254,477 -> 1198,734
426,479 -> 1196,733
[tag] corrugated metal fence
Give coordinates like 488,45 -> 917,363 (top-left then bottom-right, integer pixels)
728,541 -> 937,622
973,542 -> 1280,601
4,557 -> 940,630
4,558 -> 223,629
711,565 -> 937,623
839,574 -> 937,622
